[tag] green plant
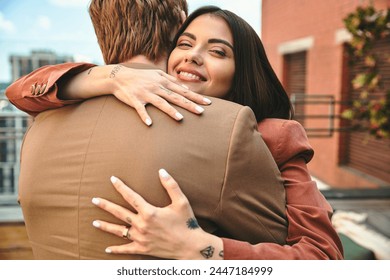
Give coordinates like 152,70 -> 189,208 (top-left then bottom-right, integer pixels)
341,5 -> 390,139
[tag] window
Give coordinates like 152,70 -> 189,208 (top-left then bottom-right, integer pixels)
283,51 -> 307,126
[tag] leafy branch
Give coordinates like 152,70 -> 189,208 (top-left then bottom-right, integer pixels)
341,5 -> 390,139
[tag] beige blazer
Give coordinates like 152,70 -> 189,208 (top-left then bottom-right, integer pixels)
19,94 -> 287,259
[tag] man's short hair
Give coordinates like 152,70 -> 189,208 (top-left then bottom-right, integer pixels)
89,0 -> 188,64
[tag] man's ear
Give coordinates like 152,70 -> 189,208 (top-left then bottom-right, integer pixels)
180,10 -> 187,25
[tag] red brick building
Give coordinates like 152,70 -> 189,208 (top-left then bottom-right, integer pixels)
261,0 -> 390,188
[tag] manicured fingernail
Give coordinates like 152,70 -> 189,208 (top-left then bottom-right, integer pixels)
92,220 -> 100,228
110,176 -> 118,184
105,248 -> 112,254
159,169 -> 170,179
92,197 -> 100,205
203,97 -> 212,104
195,105 -> 204,113
181,84 -> 189,89
145,118 -> 152,126
175,112 -> 184,120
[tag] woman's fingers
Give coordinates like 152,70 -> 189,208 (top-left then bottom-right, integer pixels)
159,71 -> 212,106
109,176 -> 151,214
92,219 -> 132,240
92,197 -> 136,224
132,102 -> 153,126
158,169 -> 190,208
157,85 -> 205,116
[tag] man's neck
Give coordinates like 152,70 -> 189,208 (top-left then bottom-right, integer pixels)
122,55 -> 167,71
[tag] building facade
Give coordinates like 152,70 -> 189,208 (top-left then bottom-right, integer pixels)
262,0 -> 390,188
9,50 -> 73,82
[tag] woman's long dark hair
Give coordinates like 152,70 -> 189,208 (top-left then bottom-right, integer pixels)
170,6 -> 294,122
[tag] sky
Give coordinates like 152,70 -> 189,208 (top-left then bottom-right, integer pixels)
0,0 -> 261,84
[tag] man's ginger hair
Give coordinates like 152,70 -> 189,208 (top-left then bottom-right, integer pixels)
89,0 -> 188,64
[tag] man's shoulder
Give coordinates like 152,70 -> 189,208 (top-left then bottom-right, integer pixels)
206,97 -> 243,109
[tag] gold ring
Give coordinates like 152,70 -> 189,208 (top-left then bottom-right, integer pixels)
122,226 -> 130,239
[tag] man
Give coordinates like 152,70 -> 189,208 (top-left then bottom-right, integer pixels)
8,0 -> 287,259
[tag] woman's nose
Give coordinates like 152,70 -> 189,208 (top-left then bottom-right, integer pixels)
184,52 -> 203,65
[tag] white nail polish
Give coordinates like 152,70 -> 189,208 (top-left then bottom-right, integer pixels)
159,169 -> 170,179
92,197 -> 100,205
203,97 -> 212,104
145,118 -> 152,126
110,176 -> 118,184
92,220 -> 100,228
105,248 -> 112,254
195,106 -> 204,113
175,112 -> 184,120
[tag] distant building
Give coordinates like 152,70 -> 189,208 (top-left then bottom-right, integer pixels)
9,50 -> 74,81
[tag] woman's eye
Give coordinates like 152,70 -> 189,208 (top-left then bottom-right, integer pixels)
177,42 -> 192,48
211,49 -> 226,57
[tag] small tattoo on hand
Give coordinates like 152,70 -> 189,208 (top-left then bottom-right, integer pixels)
219,250 -> 224,258
186,217 -> 199,229
200,246 -> 214,259
126,216 -> 132,224
109,65 -> 122,78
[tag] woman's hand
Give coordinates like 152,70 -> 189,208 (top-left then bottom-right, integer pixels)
61,64 -> 211,126
91,169 -> 223,260
109,65 -> 211,126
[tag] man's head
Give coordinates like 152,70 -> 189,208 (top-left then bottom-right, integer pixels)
89,0 -> 188,64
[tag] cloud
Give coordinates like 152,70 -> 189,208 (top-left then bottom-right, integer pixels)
48,0 -> 90,8
0,12 -> 16,33
38,16 -> 51,30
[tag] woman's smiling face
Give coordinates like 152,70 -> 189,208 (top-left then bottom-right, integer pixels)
168,14 -> 235,99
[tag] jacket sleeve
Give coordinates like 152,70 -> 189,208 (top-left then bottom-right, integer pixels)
222,119 -> 344,259
5,62 -> 96,116
214,108 -> 288,245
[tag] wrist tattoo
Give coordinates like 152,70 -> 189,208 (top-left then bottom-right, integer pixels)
186,217 -> 199,229
109,65 -> 123,78
200,246 -> 214,259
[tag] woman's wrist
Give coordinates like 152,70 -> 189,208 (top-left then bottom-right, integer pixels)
179,230 -> 224,260
59,65 -> 118,100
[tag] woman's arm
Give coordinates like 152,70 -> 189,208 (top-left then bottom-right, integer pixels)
222,157 -> 344,259
5,63 -> 94,116
92,169 -> 224,260
5,62 -> 211,125
59,64 -> 211,125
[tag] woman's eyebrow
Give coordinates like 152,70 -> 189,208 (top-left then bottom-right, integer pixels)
208,38 -> 233,50
180,32 -> 196,40
179,32 -> 233,50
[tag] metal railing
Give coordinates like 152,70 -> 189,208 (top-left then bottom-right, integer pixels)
290,93 -> 351,137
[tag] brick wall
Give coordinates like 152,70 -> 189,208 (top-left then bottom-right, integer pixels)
262,0 -> 390,188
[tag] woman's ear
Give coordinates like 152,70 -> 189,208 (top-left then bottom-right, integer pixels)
180,10 -> 187,25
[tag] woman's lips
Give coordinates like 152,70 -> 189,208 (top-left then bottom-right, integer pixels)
177,70 -> 206,82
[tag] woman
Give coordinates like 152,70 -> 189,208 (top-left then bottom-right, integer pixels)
6,6 -> 343,259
